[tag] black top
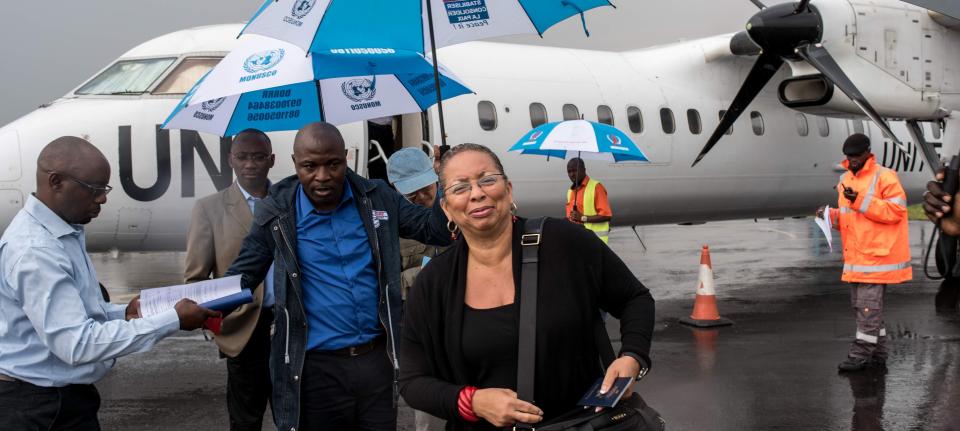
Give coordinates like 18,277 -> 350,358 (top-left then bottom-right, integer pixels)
399,217 -> 655,431
462,303 -> 519,392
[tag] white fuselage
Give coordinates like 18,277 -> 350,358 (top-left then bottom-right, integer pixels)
0,24 -> 948,251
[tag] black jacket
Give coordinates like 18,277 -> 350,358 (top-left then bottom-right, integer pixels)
399,217 -> 654,430
225,170 -> 450,431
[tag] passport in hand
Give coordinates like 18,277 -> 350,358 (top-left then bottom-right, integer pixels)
577,377 -> 632,408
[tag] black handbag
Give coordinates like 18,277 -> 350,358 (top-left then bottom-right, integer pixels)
514,218 -> 664,431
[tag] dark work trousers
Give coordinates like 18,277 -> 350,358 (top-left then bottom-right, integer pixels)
849,283 -> 887,360
936,276 -> 960,311
0,380 -> 101,430
225,308 -> 274,431
299,338 -> 397,431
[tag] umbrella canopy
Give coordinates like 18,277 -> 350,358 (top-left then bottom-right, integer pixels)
188,35 -> 451,104
241,0 -> 614,54
509,120 -> 648,162
162,52 -> 471,136
424,0 -> 615,50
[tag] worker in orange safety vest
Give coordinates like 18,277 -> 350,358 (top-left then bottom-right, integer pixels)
566,158 -> 612,243
817,133 -> 912,373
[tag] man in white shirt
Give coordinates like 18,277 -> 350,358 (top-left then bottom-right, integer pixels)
0,136 -> 217,430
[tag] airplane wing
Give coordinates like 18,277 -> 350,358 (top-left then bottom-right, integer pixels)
902,0 -> 960,20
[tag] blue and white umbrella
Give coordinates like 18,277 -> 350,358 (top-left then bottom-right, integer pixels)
241,0 -> 614,146
162,40 -> 471,136
509,120 -> 648,162
187,35 -> 458,104
241,0 -> 615,55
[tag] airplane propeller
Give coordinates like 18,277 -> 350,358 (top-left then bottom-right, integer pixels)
692,0 -> 908,167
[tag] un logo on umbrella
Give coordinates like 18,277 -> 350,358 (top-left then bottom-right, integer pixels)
341,78 -> 377,102
201,98 -> 226,112
243,49 -> 286,74
291,0 -> 317,19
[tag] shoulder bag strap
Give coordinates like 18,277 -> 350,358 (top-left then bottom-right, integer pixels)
516,217 -> 546,429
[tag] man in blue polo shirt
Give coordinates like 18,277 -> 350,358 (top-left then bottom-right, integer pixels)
226,122 -> 449,431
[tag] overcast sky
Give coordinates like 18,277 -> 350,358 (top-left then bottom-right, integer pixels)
0,1 -> 765,126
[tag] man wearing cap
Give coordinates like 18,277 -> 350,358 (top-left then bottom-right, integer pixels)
387,148 -> 445,300
816,133 -> 911,372
386,147 -> 446,431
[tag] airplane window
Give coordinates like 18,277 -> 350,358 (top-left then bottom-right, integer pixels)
597,105 -> 614,125
153,57 -> 222,95
817,116 -> 830,137
660,108 -> 675,134
478,101 -> 497,131
750,111 -> 764,136
76,57 -> 176,95
687,109 -> 702,135
852,120 -> 865,135
563,104 -> 580,121
529,103 -> 548,127
796,113 -> 809,136
718,111 -> 733,135
627,106 -> 643,133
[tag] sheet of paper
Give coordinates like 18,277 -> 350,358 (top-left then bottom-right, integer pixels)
815,205 -> 833,252
139,275 -> 242,318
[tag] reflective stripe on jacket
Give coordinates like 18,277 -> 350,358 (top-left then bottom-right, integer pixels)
567,178 -> 610,243
828,155 -> 912,284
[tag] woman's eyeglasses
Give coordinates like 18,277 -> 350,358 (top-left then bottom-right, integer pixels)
443,174 -> 504,197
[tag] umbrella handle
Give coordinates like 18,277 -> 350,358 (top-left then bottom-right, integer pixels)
561,1 -> 591,37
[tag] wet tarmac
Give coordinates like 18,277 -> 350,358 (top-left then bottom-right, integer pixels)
90,218 -> 960,430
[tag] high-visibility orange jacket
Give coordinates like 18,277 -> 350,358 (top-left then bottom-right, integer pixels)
829,155 -> 912,284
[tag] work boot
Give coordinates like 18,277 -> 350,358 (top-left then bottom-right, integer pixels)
838,357 -> 870,372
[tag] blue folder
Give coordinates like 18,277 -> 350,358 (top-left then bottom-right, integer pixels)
200,289 -> 253,312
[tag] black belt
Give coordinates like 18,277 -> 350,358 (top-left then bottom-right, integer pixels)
319,336 -> 381,357
0,373 -> 18,382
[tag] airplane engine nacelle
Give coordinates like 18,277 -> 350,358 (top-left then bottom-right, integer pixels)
777,0 -> 951,121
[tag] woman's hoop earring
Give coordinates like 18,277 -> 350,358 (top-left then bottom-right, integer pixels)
510,201 -> 519,214
447,220 -> 459,241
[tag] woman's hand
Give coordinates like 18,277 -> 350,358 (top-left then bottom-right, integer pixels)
596,356 -> 642,412
472,388 -> 543,427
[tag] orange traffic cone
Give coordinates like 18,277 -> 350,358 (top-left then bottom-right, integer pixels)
679,245 -> 733,328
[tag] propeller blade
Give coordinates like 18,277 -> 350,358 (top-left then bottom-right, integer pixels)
795,0 -> 811,13
749,0 -> 767,9
692,53 -> 784,167
906,120 -> 943,176
794,43 -> 909,156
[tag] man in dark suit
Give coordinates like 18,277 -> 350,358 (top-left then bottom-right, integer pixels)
185,129 -> 276,431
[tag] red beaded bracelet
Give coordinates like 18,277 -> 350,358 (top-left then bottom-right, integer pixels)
458,386 -> 480,422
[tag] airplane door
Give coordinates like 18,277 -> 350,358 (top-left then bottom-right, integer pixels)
0,129 -> 23,182
336,121 -> 368,177
0,130 -> 25,230
0,190 -> 24,228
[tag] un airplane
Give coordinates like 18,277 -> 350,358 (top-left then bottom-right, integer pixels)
0,0 -> 957,252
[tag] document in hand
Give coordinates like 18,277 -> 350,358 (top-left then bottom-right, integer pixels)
815,205 -> 833,252
139,275 -> 253,318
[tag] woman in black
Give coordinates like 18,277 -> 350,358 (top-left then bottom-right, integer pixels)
399,144 -> 654,430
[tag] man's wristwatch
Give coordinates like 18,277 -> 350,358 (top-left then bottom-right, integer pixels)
619,352 -> 650,381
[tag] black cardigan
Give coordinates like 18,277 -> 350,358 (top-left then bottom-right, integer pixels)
398,217 -> 655,430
